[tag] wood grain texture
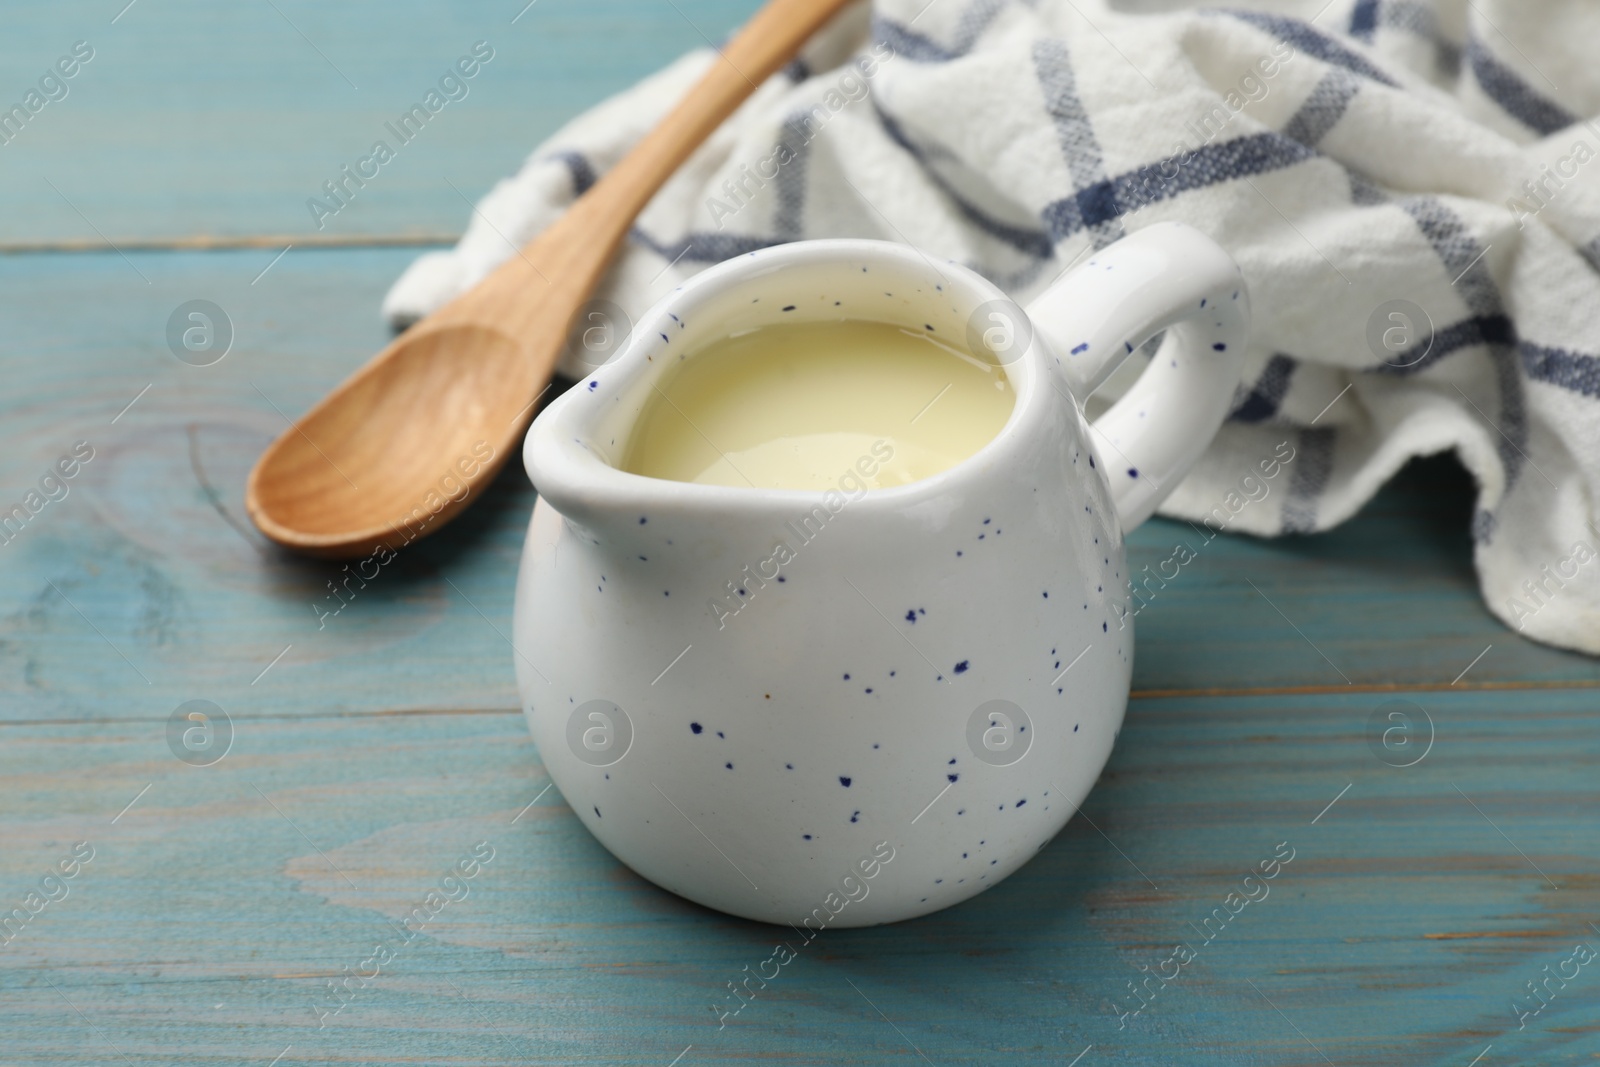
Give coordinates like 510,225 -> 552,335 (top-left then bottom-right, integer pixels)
5,248 -> 1598,1065
1,248 -> 1593,723
0,0 -> 763,241
1,693 -> 1596,1065
3,0 -> 1599,1063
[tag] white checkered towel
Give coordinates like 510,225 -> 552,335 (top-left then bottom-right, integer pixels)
385,0 -> 1600,656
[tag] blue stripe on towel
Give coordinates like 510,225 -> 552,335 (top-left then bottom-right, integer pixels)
1215,9 -> 1400,87
1521,342 -> 1600,399
1372,309 -> 1600,473
873,0 -> 1010,65
1348,0 -> 1380,41
1465,37 -> 1578,136
1231,354 -> 1298,423
1355,194 -> 1529,516
771,124 -> 812,239
1041,132 -> 1317,240
1284,70 -> 1362,148
1373,313 -> 1516,377
1034,35 -> 1125,249
872,16 -> 958,63
545,151 -> 597,197
1352,2 -> 1460,73
873,103 -> 1055,258
628,227 -> 790,263
1282,427 -> 1336,533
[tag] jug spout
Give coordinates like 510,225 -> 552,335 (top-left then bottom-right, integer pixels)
522,367 -> 800,553
522,406 -> 638,540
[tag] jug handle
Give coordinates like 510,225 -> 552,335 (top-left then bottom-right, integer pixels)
1022,222 -> 1249,531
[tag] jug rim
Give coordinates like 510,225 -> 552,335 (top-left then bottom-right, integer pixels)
523,238 -> 1064,523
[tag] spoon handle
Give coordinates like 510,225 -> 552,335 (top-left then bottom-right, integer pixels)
549,0 -> 858,251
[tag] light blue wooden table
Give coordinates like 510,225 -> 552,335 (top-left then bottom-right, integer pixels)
3,2 -> 1598,1064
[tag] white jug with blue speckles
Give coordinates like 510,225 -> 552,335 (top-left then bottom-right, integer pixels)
514,223 -> 1247,926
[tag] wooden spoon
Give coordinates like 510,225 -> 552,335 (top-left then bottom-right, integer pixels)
247,0 -> 857,558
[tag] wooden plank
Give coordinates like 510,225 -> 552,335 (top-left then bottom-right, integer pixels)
1,248 -> 1593,723
0,248 -> 533,721
0,0 -> 762,241
1129,454 -> 1600,693
0,690 -> 1595,1065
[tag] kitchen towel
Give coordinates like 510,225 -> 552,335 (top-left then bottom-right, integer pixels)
385,0 -> 1600,655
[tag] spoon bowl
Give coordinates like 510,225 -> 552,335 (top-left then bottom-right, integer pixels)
247,322 -> 533,557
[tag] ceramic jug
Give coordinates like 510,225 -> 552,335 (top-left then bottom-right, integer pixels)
513,222 -> 1247,926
